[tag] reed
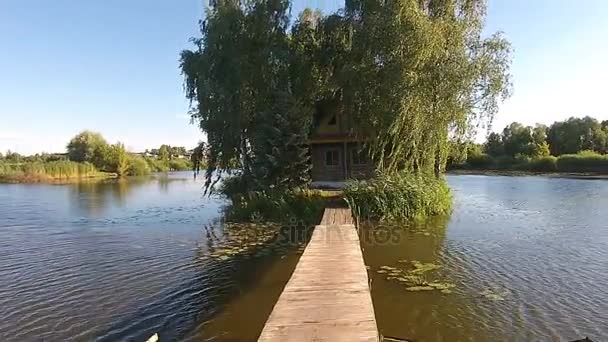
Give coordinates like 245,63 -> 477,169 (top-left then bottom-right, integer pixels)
344,172 -> 452,222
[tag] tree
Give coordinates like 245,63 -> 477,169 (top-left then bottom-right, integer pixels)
106,143 -> 129,176
532,124 -> 548,145
67,131 -> 108,163
342,0 -> 511,175
502,122 -> 533,157
531,141 -> 551,158
158,145 -> 171,160
181,0 -> 512,190
547,116 -> 606,155
484,132 -> 504,156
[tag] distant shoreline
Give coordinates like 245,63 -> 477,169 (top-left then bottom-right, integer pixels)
0,173 -> 117,184
447,169 -> 608,180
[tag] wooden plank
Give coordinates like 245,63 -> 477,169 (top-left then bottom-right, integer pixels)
258,208 -> 377,341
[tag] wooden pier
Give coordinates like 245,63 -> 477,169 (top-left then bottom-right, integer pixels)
258,208 -> 378,341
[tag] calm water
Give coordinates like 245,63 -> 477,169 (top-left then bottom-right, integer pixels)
0,172 -> 300,341
364,175 -> 608,342
1,174 -> 607,341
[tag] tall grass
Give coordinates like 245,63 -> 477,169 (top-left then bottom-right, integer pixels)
0,161 -> 108,182
344,172 -> 452,222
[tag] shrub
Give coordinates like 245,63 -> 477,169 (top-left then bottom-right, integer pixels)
145,157 -> 169,172
344,172 -> 452,222
556,152 -> 608,172
168,158 -> 192,171
493,155 -> 516,169
525,156 -> 558,172
225,187 -> 325,226
466,153 -> 495,169
127,156 -> 151,176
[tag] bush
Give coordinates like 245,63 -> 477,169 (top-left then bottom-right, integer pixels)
224,187 -> 325,226
344,172 -> 452,222
525,156 -> 558,172
145,157 -> 169,172
168,158 -> 192,171
466,153 -> 495,169
556,152 -> 608,172
127,156 -> 151,176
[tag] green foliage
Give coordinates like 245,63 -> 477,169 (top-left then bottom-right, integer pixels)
344,172 -> 452,222
548,116 -> 608,155
67,131 -> 108,163
191,141 -> 207,174
144,157 -> 170,172
182,0 -> 512,189
467,153 -> 495,169
222,179 -> 326,225
344,0 -> 511,175
531,141 -> 551,158
484,132 -> 504,156
127,155 -> 152,176
501,122 -> 534,157
168,158 -> 192,171
526,156 -> 557,172
0,160 -> 106,182
556,151 -> 608,173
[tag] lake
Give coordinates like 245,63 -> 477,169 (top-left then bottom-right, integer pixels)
0,173 -> 606,341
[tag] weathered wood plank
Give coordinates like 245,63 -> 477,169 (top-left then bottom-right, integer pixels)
258,208 -> 377,341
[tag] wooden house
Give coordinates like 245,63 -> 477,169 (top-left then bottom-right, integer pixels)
309,100 -> 373,182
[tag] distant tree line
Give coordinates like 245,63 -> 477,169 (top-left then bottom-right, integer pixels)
1,131 -> 195,181
450,116 -> 608,172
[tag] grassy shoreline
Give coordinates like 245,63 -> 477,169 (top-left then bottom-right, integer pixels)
447,169 -> 608,180
0,172 -> 117,184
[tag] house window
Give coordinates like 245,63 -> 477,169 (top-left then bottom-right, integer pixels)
351,149 -> 367,165
325,150 -> 340,167
328,115 -> 337,126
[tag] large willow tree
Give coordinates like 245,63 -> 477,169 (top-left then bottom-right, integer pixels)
181,0 -> 511,190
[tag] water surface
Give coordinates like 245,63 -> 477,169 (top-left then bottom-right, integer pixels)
0,173 -> 299,341
2,174 -> 607,341
363,175 -> 608,342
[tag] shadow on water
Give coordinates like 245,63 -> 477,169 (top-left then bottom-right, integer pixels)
95,222 -> 311,342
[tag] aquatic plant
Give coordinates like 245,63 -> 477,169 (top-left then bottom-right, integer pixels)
344,172 -> 452,222
0,160 -> 109,182
221,178 -> 326,226
376,260 -> 455,294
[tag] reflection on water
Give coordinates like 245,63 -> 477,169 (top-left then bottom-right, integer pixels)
363,175 -> 608,342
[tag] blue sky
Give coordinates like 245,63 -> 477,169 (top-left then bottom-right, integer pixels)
1,0 -> 607,154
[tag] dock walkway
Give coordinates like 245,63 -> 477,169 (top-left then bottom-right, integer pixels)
258,208 -> 378,341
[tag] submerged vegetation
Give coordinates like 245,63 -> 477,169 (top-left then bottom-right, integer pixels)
344,172 -> 452,222
377,261 -> 455,294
